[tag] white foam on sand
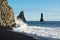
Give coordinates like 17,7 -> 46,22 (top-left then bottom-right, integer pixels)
13,19 -> 60,39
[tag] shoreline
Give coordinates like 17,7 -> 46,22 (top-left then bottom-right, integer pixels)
0,27 -> 60,40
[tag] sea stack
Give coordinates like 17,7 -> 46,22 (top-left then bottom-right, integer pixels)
17,11 -> 26,22
40,13 -> 44,22
0,0 -> 15,29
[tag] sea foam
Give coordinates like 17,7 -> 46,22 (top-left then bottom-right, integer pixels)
13,19 -> 60,39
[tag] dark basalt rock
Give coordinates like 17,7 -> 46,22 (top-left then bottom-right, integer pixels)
0,0 -> 15,29
17,11 -> 26,22
40,13 -> 44,22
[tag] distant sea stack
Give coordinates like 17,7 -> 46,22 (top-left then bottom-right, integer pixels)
40,13 -> 44,22
0,0 -> 15,29
17,11 -> 26,22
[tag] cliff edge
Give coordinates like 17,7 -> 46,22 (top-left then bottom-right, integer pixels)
0,0 -> 15,29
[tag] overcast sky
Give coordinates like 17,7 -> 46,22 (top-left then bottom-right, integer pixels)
8,0 -> 60,21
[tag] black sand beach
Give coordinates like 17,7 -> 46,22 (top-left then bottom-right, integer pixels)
0,28 -> 37,40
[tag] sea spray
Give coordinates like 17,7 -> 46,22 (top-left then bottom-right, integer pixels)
13,19 -> 60,39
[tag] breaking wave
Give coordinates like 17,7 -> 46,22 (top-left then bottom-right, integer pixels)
13,19 -> 60,39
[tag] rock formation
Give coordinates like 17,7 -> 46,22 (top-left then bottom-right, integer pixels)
0,0 -> 15,29
17,11 -> 26,22
40,13 -> 44,22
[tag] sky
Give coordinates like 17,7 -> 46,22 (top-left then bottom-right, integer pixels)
8,0 -> 60,21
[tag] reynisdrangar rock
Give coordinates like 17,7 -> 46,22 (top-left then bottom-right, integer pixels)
0,0 -> 15,28
40,13 -> 44,22
17,11 -> 26,22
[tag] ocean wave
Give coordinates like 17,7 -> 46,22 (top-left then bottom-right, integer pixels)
13,19 -> 60,39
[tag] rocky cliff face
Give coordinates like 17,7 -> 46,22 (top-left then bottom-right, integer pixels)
17,11 -> 26,22
0,0 -> 15,28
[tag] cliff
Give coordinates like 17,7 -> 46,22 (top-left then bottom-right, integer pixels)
0,0 -> 15,29
17,11 -> 26,22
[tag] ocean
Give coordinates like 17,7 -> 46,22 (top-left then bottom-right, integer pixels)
26,21 -> 60,27
13,20 -> 60,40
